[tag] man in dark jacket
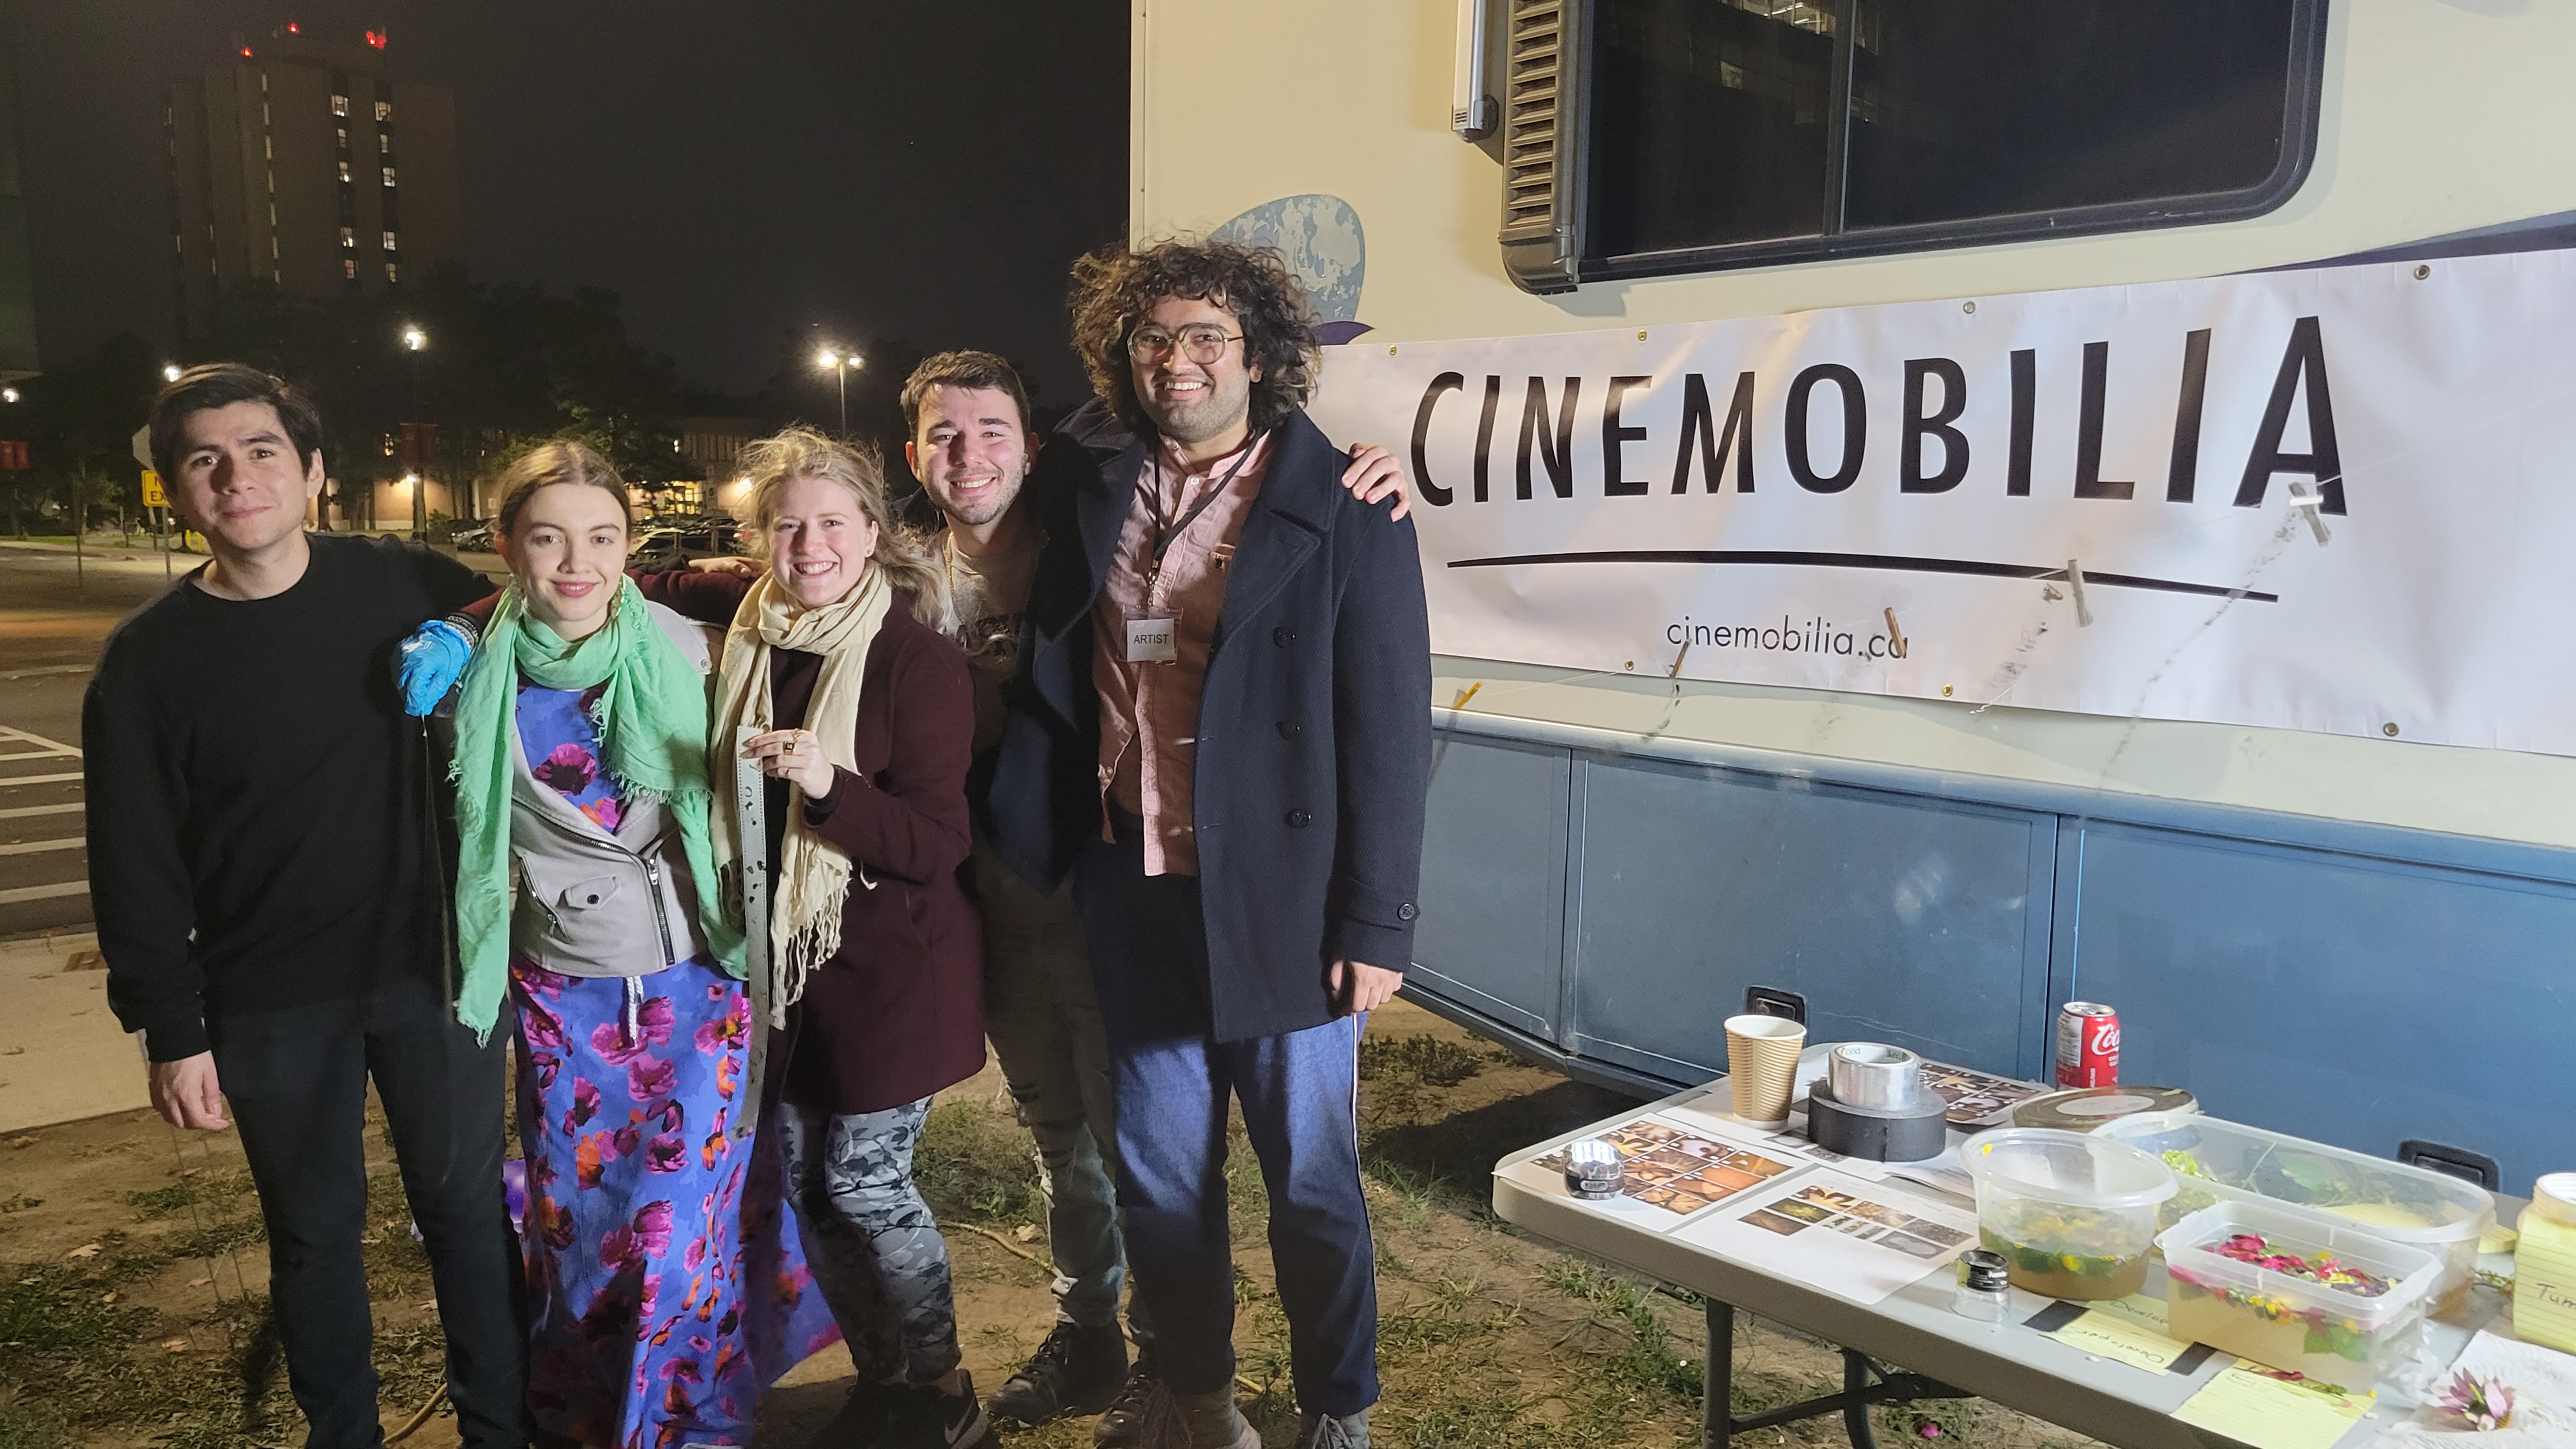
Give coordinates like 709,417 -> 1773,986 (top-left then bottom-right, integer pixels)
84,365 -> 523,1448
986,241 -> 1432,1449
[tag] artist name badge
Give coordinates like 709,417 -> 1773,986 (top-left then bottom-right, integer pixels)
1126,617 -> 1178,664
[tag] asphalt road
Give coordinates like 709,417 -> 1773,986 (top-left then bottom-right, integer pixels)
0,538 -> 507,939
0,541 -> 181,937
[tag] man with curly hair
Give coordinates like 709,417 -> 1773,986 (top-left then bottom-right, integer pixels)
986,240 -> 1432,1449
899,352 -> 1407,1439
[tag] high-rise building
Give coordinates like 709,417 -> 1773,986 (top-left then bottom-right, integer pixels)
0,20 -> 40,384
163,24 -> 463,334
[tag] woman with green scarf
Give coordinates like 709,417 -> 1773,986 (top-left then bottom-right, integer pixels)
443,442 -> 838,1448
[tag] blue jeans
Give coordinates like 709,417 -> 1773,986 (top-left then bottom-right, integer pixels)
1078,827 -> 1379,1418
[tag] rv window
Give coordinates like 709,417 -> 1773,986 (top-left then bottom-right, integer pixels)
1574,0 -> 2322,279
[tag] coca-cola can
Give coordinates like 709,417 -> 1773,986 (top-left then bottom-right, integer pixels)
2055,1002 -> 2120,1087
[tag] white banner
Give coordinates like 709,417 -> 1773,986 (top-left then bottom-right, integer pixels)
1310,250 -> 2576,756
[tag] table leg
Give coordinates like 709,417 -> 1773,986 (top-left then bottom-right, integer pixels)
1842,1350 -> 1879,1449
1705,1298 -> 1733,1449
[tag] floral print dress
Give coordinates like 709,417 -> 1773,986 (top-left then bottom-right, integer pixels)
509,681 -> 840,1448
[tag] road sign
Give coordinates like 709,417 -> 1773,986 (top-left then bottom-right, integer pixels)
141,469 -> 167,508
130,424 -> 151,471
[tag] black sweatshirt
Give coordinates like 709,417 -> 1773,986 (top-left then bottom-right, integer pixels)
84,534 -> 493,1061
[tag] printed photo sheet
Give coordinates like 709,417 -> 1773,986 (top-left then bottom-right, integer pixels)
1521,1116 -> 1807,1220
1675,1169 -> 1979,1304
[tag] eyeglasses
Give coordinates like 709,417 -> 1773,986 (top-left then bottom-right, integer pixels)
1128,323 -> 1243,365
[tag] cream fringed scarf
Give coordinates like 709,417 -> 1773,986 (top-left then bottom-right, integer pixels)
709,565 -> 893,1022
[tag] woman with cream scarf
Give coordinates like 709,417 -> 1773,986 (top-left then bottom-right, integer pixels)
654,426 -> 990,1449
443,442 -> 838,1448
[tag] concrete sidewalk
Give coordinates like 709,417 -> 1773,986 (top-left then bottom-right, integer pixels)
0,930 -> 150,1132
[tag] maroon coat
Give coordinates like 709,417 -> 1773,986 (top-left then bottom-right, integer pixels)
638,571 -> 985,1114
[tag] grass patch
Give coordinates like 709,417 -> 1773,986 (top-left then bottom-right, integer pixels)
1536,1259 -> 1703,1404
1359,1034 -> 1492,1089
917,1096 -> 1045,1225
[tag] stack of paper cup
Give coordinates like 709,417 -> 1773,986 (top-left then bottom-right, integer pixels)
1725,1013 -> 1808,1128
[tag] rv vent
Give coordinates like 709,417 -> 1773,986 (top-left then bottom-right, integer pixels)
1499,0 -> 1582,293
1502,1 -> 1561,231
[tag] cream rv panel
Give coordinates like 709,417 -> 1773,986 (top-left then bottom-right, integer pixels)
1130,0 -> 2576,848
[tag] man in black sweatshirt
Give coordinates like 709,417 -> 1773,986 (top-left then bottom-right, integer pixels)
83,365 -> 524,1449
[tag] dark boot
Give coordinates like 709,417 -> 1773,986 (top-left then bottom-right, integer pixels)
1091,1347 -> 1162,1448
989,1319 -> 1130,1425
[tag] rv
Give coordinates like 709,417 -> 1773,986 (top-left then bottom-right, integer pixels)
1129,0 -> 2575,1192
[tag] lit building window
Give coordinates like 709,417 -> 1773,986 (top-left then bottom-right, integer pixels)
379,134 -> 390,154
385,263 -> 400,282
331,94 -> 348,116
382,231 -> 398,251
344,259 -> 358,279
376,100 -> 392,121
338,161 -> 351,182
339,227 -> 355,247
382,167 -> 397,187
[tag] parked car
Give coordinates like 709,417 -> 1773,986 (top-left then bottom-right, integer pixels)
676,521 -> 749,558
629,527 -> 686,571
450,523 -> 494,553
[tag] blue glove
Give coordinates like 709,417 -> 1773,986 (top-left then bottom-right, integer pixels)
397,618 -> 475,716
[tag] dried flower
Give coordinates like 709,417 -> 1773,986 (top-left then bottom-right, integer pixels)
2434,1368 -> 2515,1430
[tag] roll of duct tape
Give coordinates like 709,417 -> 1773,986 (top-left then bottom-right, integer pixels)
1827,1043 -> 1922,1111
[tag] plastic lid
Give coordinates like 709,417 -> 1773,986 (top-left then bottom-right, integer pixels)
1961,1127 -> 2177,1209
2092,1111 -> 2495,1245
2534,1172 -> 2576,1225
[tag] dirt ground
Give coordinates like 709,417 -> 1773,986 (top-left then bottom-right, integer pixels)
0,1000 -> 2106,1448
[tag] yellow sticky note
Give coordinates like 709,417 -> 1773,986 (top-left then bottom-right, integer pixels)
2174,1359 -> 2373,1449
2044,1308 -> 2193,1374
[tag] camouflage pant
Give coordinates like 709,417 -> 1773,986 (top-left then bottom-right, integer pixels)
774,1098 -> 961,1387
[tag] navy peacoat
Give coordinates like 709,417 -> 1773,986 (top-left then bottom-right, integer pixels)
983,403 -> 1433,1045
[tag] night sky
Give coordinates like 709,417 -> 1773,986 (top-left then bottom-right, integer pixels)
10,0 -> 1129,413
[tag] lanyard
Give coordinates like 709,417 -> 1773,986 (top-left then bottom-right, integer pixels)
1145,433 -> 1264,584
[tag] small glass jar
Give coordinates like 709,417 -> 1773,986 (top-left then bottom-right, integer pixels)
1565,1138 -> 1625,1200
1953,1249 -> 2012,1322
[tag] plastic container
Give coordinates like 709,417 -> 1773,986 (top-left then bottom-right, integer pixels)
2090,1112 -> 2495,1303
2515,1172 -> 2576,1353
1961,1128 -> 2177,1300
2159,1199 -> 2441,1390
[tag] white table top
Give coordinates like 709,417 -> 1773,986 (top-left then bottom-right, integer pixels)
1490,1075 -> 2523,1449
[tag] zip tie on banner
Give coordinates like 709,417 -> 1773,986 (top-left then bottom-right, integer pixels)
1449,682 -> 1482,712
1666,639 -> 1692,678
2285,480 -> 2334,545
1883,607 -> 1908,659
2066,559 -> 2094,628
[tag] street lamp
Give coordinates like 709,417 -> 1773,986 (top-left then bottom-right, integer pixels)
815,348 -> 861,436
401,325 -> 428,538
162,364 -> 183,383
0,387 -> 17,404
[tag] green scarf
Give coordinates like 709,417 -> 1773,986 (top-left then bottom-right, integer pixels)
448,576 -> 744,1039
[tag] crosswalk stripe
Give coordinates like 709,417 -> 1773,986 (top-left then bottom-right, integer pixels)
0,802 -> 82,819
0,837 -> 82,857
0,772 -> 82,788
0,880 -> 86,905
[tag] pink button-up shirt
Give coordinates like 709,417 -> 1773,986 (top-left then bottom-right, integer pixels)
1092,431 -> 1273,877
